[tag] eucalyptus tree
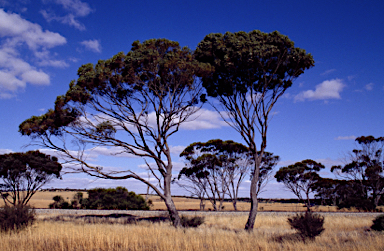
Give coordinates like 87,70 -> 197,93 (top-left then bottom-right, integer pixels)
178,139 -> 279,211
275,159 -> 324,211
19,39 -> 210,227
0,150 -> 62,206
331,136 -> 384,208
194,30 -> 314,229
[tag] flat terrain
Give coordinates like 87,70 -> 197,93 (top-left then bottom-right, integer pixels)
1,210 -> 383,251
4,190 -> 381,212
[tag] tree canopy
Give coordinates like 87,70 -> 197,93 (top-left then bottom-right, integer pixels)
195,30 -> 314,229
0,150 -> 62,206
19,38 -> 211,227
331,135 -> 384,208
275,159 -> 324,211
178,139 -> 279,211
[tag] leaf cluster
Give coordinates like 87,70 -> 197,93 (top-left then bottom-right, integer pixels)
194,30 -> 314,97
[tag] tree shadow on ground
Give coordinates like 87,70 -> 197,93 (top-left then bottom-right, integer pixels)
269,233 -> 305,243
76,213 -> 170,224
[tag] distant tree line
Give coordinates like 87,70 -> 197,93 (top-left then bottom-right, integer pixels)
275,136 -> 384,211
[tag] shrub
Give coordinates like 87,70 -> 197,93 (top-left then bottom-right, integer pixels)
371,214 -> 384,231
84,187 -> 150,210
0,204 -> 35,232
180,215 -> 205,228
288,211 -> 324,240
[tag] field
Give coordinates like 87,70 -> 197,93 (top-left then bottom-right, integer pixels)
3,190 -> 380,212
0,210 -> 383,251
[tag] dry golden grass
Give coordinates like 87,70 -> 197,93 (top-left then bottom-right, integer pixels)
0,212 -> 383,251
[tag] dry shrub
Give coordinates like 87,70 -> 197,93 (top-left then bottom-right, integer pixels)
371,214 -> 384,231
180,215 -> 205,228
288,211 -> 324,240
0,204 -> 35,233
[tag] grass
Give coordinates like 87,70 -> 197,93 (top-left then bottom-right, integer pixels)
0,212 -> 383,251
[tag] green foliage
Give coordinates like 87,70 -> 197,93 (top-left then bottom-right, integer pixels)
0,151 -> 62,206
180,215 -> 205,228
83,187 -> 150,210
275,159 -> 324,211
288,212 -> 325,240
331,136 -> 384,210
49,192 -> 85,209
0,204 -> 35,233
371,214 -> 384,231
195,30 -> 314,98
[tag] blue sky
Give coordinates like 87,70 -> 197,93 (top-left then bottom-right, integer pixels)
0,0 -> 383,199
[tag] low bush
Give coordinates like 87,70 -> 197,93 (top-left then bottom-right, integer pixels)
83,187 -> 150,210
371,214 -> 384,231
180,215 -> 205,228
0,204 -> 35,232
288,211 -> 324,240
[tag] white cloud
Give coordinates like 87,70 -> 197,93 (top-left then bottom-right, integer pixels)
0,9 -> 66,49
0,9 -> 66,98
334,135 -> 356,141
80,39 -> 101,53
180,108 -> 229,130
0,148 -> 13,154
294,79 -> 345,102
365,83 -> 374,91
41,0 -> 93,31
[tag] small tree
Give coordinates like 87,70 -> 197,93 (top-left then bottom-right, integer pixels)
178,139 -> 278,210
0,151 -> 62,206
275,159 -> 324,211
331,136 -> 384,209
195,30 -> 314,230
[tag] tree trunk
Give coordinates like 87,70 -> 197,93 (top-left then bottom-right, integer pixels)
245,152 -> 261,231
232,199 -> 237,211
164,194 -> 182,228
200,198 -> 205,211
245,177 -> 258,231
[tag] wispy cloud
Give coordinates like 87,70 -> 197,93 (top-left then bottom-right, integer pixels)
320,69 -> 336,76
365,83 -> 374,91
294,79 -> 345,102
0,9 -> 66,98
41,0 -> 93,31
80,39 -> 101,53
334,135 -> 356,140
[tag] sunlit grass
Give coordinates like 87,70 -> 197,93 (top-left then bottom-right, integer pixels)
1,212 -> 383,251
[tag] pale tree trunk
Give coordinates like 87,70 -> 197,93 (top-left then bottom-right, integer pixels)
200,199 -> 205,211
245,152 -> 261,231
163,159 -> 182,228
163,194 -> 181,227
